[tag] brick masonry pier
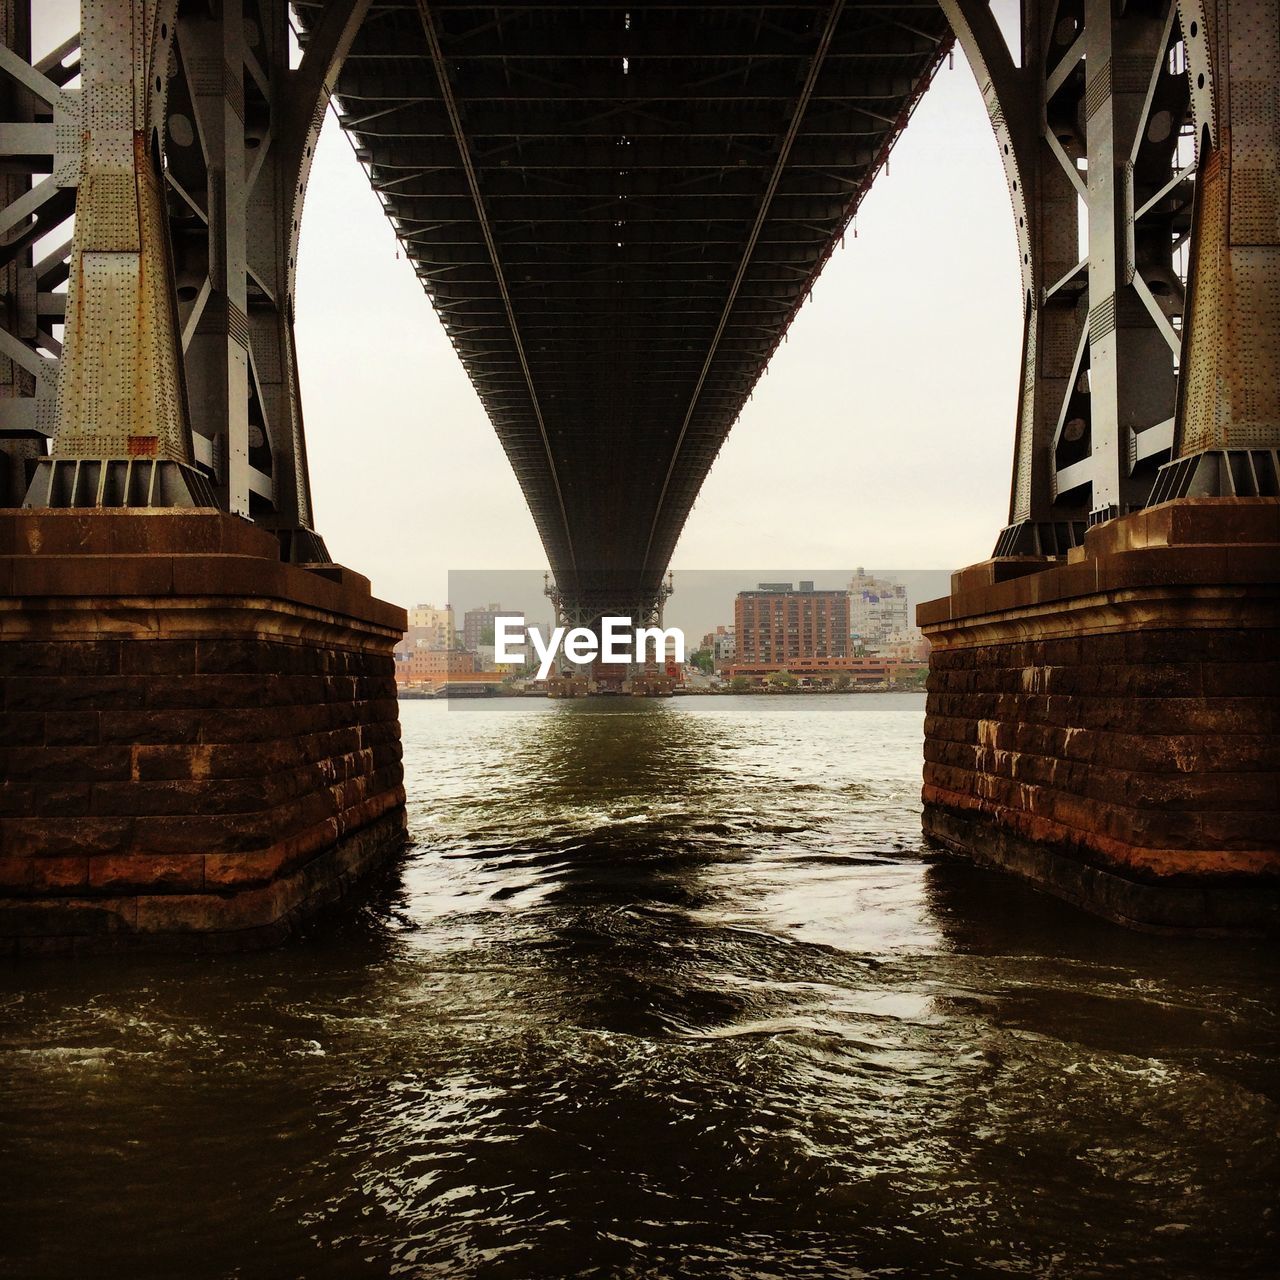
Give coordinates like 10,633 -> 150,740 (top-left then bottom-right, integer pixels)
919,499 -> 1279,935
0,510 -> 408,953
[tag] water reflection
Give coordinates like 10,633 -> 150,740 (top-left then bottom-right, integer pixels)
1,696 -> 1276,1278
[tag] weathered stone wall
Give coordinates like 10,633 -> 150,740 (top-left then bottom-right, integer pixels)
919,499 -> 1280,934
0,510 -> 408,952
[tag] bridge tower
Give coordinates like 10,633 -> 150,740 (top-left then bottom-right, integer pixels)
0,0 -> 406,952
923,0 -> 1279,931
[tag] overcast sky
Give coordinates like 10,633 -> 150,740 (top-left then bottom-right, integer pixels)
36,6 -> 1024,610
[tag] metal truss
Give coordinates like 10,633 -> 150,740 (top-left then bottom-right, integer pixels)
299,0 -> 953,613
949,0 -> 1277,555
544,569 -> 674,679
944,0 -> 1197,554
166,0 -> 368,552
544,569 -> 673,633
0,4 -> 77,505
3,0 -> 1272,584
0,0 -> 370,555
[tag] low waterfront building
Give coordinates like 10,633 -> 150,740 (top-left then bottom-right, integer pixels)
396,648 -> 479,685
727,655 -> 926,687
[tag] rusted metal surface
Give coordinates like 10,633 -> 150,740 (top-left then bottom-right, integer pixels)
53,3 -> 189,465
1174,0 -> 1279,457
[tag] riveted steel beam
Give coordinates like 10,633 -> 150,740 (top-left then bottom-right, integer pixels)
21,0 -> 215,511
0,2 -> 71,503
299,0 -> 952,607
1149,0 -> 1280,501
946,0 -> 1199,555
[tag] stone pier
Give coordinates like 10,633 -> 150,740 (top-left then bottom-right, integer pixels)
919,499 -> 1279,934
0,510 -> 407,953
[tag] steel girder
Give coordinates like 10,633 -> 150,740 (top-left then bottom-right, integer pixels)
947,0 -> 1277,556
0,0 -> 363,552
4,1 -> 1269,589
296,0 -> 953,615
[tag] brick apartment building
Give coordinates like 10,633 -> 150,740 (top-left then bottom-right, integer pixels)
396,648 -> 478,685
462,603 -> 522,652
735,582 -> 848,665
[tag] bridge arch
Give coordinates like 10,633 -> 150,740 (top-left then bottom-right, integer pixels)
0,0 -> 1275,606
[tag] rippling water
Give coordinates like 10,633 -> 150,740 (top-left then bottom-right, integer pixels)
2,695 -> 1277,1278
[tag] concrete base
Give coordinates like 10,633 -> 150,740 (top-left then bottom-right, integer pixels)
919,498 -> 1280,936
0,509 -> 408,953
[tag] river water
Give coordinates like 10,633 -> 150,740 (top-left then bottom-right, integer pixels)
1,695 -> 1276,1278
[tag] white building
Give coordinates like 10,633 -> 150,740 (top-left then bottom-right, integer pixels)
848,570 -> 912,654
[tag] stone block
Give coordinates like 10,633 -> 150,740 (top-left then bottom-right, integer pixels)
119,641 -> 199,676
2,817 -> 136,858
12,513 -> 102,556
31,856 -> 91,892
35,783 -> 94,818
98,710 -> 202,745
1227,546 -> 1280,581
46,712 -> 101,746
108,556 -> 174,596
89,854 -> 205,893
0,712 -> 44,746
194,638 -> 301,675
924,500 -> 1280,933
1167,499 -> 1280,547
90,778 -> 270,818
6,676 -> 147,713
0,855 -> 33,889
130,744 -> 211,782
0,782 -> 33,817
11,555 -> 112,598
0,508 -> 406,950
0,745 -> 133,782
0,640 -> 122,677
202,845 -> 295,890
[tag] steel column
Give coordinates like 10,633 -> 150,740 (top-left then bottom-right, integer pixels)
245,0 -> 369,559
0,0 -> 358,544
22,0 -> 212,508
948,0 -> 1197,552
177,0 -> 252,515
943,0 -> 1089,554
1151,0 -> 1280,499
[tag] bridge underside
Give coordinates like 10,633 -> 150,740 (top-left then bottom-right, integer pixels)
298,0 -> 950,612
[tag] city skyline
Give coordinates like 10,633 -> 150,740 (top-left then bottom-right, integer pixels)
415,568 -> 944,661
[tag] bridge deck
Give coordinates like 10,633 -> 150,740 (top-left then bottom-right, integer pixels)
295,0 -> 951,609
